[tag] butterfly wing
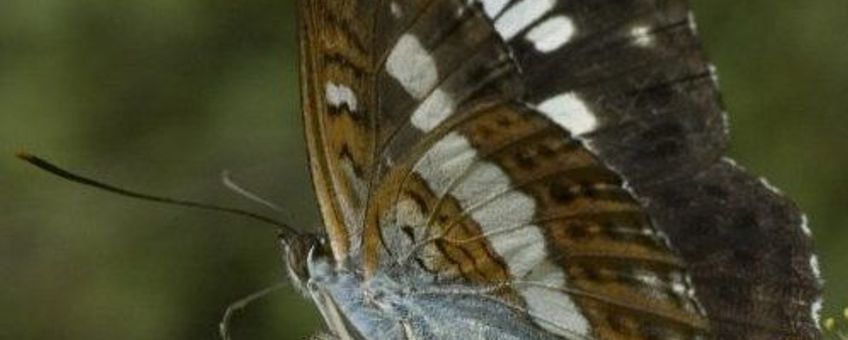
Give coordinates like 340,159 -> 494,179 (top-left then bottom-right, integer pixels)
299,0 -> 382,261
299,0 -> 526,265
644,160 -> 821,338
299,0 -> 821,338
481,0 -> 822,338
370,100 -> 712,338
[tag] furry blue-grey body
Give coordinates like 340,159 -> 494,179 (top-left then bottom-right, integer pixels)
306,256 -> 559,340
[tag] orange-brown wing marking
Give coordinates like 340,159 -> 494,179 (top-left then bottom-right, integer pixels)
477,105 -> 709,338
299,1 -> 379,262
383,174 -> 512,285
374,100 -> 712,338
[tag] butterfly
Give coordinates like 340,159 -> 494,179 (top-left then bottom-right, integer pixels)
284,0 -> 823,338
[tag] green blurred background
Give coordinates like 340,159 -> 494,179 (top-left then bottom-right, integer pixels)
0,1 -> 845,339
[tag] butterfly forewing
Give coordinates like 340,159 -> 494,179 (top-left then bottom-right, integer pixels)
299,0 -> 380,261
299,0 -> 821,339
476,1 -> 821,338
300,0 -> 523,265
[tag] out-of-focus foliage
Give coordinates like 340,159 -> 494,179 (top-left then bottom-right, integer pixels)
0,1 -> 845,339
821,306 -> 848,339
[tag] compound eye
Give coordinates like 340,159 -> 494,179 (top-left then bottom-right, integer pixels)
307,243 -> 320,263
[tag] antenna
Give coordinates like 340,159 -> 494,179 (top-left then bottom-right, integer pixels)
16,151 -> 301,240
221,170 -> 286,213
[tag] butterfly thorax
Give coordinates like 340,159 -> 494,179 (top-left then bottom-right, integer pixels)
303,249 -> 561,340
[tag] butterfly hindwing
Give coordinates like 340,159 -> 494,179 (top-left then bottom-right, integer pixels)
372,101 -> 711,338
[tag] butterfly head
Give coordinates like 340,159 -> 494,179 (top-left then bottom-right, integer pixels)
279,230 -> 331,292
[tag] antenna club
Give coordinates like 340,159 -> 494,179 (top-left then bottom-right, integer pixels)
15,151 -> 35,161
16,152 -> 297,235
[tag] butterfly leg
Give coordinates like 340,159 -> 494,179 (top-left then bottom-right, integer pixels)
219,282 -> 288,340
